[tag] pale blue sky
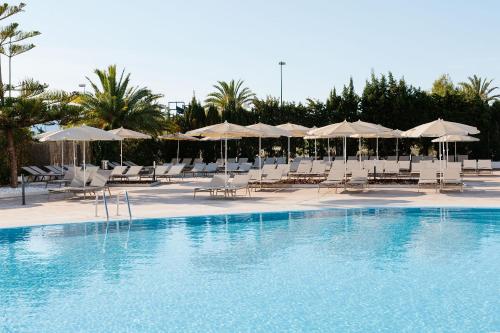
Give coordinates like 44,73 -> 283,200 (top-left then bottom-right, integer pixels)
11,0 -> 500,105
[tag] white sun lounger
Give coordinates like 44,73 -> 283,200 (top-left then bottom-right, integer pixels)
418,168 -> 438,192
347,169 -> 368,190
441,168 -> 464,192
318,168 -> 344,193
477,159 -> 492,174
193,174 -> 229,198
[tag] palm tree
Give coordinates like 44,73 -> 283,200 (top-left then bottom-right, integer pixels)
0,79 -> 79,187
79,65 -> 167,135
459,75 -> 500,103
205,79 -> 255,113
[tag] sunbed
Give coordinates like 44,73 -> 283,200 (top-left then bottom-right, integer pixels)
237,163 -> 252,173
318,168 -> 344,193
289,160 -> 312,179
347,169 -> 368,190
418,168 -> 438,192
46,166 -> 75,188
204,163 -> 218,174
238,157 -> 248,164
141,165 -> 170,179
49,170 -> 111,199
193,174 -> 229,198
259,168 -> 284,188
225,173 -> 251,197
163,164 -> 185,182
462,160 -> 477,174
441,168 -> 463,192
383,161 -> 399,179
109,166 -> 128,179
477,159 -> 492,174
184,163 -> 206,177
264,157 -> 276,165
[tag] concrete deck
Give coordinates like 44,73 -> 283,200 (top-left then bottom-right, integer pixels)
1,172 -> 500,229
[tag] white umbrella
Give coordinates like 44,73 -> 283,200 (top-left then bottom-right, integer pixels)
432,135 -> 479,162
402,118 -> 479,138
276,123 -> 310,163
247,123 -> 290,181
309,120 -> 376,188
159,133 -> 199,163
40,125 -> 122,190
403,119 -> 480,178
349,121 -> 393,160
34,130 -> 67,172
186,121 -> 261,185
247,122 -> 290,168
108,127 -> 152,166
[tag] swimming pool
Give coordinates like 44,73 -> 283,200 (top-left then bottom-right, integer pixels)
1,208 -> 499,332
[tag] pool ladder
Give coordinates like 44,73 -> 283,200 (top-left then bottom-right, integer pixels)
95,190 -> 132,221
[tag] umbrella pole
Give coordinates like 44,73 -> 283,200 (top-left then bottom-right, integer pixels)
327,138 -> 330,161
446,141 -> 449,166
120,140 -> 123,166
344,136 -> 347,190
454,142 -> 457,162
73,141 -> 76,169
287,137 -> 291,163
225,137 -> 228,187
376,137 -> 379,160
259,136 -> 262,184
83,141 -> 86,190
177,140 -> 180,163
358,138 -> 361,167
314,139 -> 317,160
61,141 -> 64,175
396,138 -> 399,160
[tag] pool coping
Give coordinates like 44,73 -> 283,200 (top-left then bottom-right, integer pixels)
2,204 -> 500,231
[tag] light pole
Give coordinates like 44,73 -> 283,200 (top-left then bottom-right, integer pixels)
78,83 -> 86,94
278,61 -> 286,108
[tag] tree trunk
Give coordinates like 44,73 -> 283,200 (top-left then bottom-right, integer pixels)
6,128 -> 18,188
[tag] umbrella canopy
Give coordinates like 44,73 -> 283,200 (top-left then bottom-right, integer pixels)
431,135 -> 480,143
308,120 -> 377,137
108,127 -> 152,140
247,122 -> 290,138
276,123 -> 310,163
39,125 -> 122,142
186,121 -> 261,185
276,122 -> 310,137
248,123 -> 291,174
108,127 -> 152,166
186,121 -> 261,139
39,125 -> 122,191
402,118 -> 479,138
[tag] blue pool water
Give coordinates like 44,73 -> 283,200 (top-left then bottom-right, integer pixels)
1,208 -> 499,332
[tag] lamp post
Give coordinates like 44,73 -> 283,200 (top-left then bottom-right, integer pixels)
78,83 -> 86,94
278,61 -> 286,108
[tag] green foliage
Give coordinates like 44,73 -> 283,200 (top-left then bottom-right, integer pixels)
79,65 -> 167,135
459,75 -> 500,103
431,74 -> 456,97
205,79 -> 255,113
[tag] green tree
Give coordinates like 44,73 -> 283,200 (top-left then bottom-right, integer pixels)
79,65 -> 167,135
205,79 -> 255,113
431,74 -> 456,97
459,75 -> 500,103
0,79 -> 79,187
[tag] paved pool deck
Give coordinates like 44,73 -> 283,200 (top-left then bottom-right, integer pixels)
1,172 -> 500,229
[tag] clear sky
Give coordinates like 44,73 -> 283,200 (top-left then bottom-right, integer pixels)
10,0 -> 500,106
